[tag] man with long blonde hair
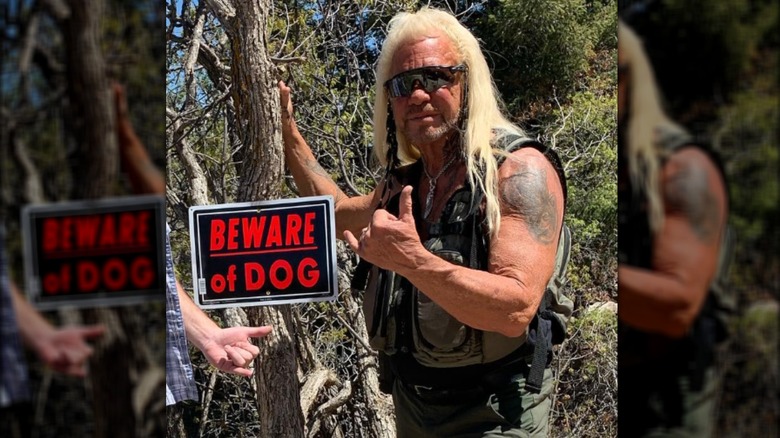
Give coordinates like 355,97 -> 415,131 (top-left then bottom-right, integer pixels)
618,20 -> 731,437
279,7 -> 568,437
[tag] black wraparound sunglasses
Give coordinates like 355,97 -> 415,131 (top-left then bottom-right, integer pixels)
384,64 -> 467,98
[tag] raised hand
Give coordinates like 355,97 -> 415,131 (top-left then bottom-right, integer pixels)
344,185 -> 422,273
278,80 -> 297,138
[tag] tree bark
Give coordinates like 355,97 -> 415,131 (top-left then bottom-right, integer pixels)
60,1 -> 164,437
204,0 -> 304,436
62,0 -> 117,200
336,244 -> 396,437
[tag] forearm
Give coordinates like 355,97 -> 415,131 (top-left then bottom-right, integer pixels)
285,127 -> 376,238
618,264 -> 702,337
176,280 -> 220,351
284,126 -> 347,202
10,282 -> 55,349
397,250 -> 542,337
118,120 -> 165,195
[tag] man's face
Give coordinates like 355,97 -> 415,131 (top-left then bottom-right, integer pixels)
388,35 -> 464,148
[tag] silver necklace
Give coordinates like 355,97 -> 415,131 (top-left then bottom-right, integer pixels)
422,155 -> 457,219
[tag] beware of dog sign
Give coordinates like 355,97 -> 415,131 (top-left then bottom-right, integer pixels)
22,195 -> 166,310
189,196 -> 338,309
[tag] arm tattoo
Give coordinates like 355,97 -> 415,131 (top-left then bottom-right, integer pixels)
664,162 -> 720,244
500,164 -> 558,245
304,157 -> 333,180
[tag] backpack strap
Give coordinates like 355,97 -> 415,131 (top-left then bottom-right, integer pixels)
351,259 -> 373,291
526,224 -> 571,393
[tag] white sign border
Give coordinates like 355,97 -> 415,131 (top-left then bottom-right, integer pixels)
21,195 -> 167,310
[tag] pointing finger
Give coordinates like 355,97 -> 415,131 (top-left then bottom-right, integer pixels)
74,325 -> 106,340
241,326 -> 273,339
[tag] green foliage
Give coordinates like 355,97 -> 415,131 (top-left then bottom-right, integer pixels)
713,50 -> 779,294
719,301 -> 779,437
735,302 -> 779,376
553,307 -> 617,437
628,0 -> 777,123
474,0 -> 616,112
103,1 -> 166,161
541,89 -> 618,301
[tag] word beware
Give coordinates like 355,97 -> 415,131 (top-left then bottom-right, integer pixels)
209,213 -> 316,252
190,197 -> 337,309
42,211 -> 150,253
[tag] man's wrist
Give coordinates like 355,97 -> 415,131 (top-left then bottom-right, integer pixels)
393,244 -> 433,278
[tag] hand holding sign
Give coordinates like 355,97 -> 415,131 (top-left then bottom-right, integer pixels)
200,325 -> 272,377
345,185 -> 423,273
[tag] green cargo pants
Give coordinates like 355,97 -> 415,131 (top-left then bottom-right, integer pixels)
392,367 -> 554,438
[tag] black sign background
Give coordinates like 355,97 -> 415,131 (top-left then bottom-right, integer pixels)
189,196 -> 337,309
22,196 -> 166,310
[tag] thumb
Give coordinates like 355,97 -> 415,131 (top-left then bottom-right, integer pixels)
399,185 -> 414,220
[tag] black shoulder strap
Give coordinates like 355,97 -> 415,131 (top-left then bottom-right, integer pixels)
352,161 -> 423,292
351,259 -> 373,292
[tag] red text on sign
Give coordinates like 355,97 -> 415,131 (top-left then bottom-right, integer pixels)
209,212 -> 316,252
210,257 -> 320,294
42,256 -> 155,295
42,211 -> 151,254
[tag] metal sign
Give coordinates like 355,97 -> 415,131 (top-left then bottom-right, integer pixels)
189,196 -> 338,309
22,195 -> 166,310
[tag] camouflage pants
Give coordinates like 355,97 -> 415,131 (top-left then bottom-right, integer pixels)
393,367 -> 554,438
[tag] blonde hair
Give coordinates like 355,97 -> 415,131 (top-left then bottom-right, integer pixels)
619,20 -> 689,233
372,7 -> 524,237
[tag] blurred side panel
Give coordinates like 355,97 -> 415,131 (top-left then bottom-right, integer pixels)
1,0 -> 167,436
618,0 -> 778,436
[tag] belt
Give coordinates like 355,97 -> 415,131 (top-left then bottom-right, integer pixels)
402,381 -> 489,405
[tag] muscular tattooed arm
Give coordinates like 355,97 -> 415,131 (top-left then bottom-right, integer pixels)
664,158 -> 721,245
499,162 -> 559,246
618,148 -> 728,337
348,147 -> 565,336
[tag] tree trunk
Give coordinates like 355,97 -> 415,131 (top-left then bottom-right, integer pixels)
62,0 -> 117,200
204,0 -> 304,436
60,1 -> 165,436
336,244 -> 396,437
